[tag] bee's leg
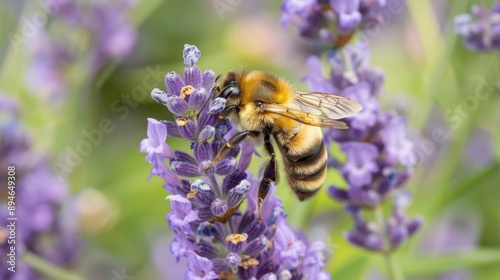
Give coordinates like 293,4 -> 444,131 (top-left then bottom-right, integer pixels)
203,130 -> 259,171
257,132 -> 276,221
197,81 -> 239,118
197,84 -> 220,118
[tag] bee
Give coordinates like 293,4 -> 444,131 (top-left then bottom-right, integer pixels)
204,70 -> 362,220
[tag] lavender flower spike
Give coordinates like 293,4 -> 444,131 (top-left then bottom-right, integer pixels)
299,28 -> 421,255
24,0 -> 137,104
281,0 -> 387,44
141,45 -> 330,279
0,94 -> 80,279
455,2 -> 500,52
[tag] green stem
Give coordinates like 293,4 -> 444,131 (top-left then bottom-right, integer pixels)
23,252 -> 85,280
384,250 -> 403,280
375,207 -> 404,280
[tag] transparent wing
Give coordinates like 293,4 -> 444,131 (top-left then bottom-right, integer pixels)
292,90 -> 363,119
263,104 -> 349,129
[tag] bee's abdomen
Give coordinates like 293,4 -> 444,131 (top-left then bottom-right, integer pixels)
278,126 -> 327,201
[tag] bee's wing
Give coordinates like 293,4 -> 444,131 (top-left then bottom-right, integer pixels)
263,104 -> 350,129
292,90 -> 363,120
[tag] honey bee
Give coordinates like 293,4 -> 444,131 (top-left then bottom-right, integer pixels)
204,70 -> 362,220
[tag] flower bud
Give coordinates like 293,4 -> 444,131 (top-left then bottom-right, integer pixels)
211,199 -> 228,217
165,71 -> 185,95
208,98 -> 226,115
166,96 -> 189,116
198,125 -> 215,142
226,252 -> 241,268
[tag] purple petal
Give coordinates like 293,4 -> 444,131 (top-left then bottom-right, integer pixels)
166,96 -> 189,116
328,186 -> 349,202
215,157 -> 236,175
338,11 -> 362,32
171,160 -> 201,177
166,195 -> 198,234
198,125 -> 215,142
188,88 -> 207,111
161,120 -> 181,138
165,71 -> 185,96
178,118 -> 197,141
186,252 -> 218,280
194,142 -> 213,163
226,252 -> 241,268
151,88 -> 168,105
208,98 -> 226,115
210,199 -> 228,217
184,65 -> 203,88
202,69 -> 216,91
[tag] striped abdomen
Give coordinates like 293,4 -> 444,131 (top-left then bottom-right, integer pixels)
275,125 -> 327,200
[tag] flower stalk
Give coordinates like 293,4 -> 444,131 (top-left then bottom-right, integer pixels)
281,0 -> 423,278
375,206 -> 404,280
141,44 -> 330,279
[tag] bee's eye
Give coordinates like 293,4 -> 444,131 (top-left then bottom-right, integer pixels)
219,84 -> 240,99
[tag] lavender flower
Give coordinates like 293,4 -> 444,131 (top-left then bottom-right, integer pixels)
141,45 -> 330,279
0,94 -> 80,279
343,191 -> 422,252
25,35 -> 72,103
303,40 -> 422,253
455,1 -> 500,52
25,0 -> 137,103
281,0 -> 387,45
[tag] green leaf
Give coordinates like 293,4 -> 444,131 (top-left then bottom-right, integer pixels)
434,162 -> 500,211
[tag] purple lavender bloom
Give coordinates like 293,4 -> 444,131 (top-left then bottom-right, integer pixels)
344,206 -> 384,252
141,45 -> 330,279
273,219 -> 307,269
341,82 -> 380,131
281,0 -> 325,39
92,1 -> 137,59
302,241 -> 331,280
24,0 -> 137,103
330,0 -> 362,32
342,195 -> 421,253
455,2 -> 500,52
388,191 -> 422,249
304,56 -> 335,93
380,112 -> 416,167
301,39 -> 421,253
340,142 -> 379,188
25,35 -> 72,104
0,94 -> 80,279
166,195 -> 199,234
281,0 -> 387,44
186,252 -> 219,280
419,208 -> 478,280
140,118 -> 175,162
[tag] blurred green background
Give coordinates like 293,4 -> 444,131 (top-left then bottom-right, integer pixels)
1,0 -> 499,279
